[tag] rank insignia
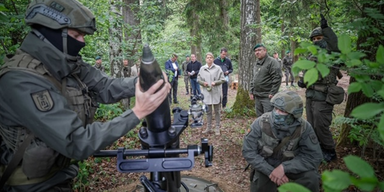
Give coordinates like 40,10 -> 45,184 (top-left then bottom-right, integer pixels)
31,90 -> 54,112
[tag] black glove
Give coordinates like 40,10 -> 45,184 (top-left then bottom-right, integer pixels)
298,80 -> 306,88
320,14 -> 328,29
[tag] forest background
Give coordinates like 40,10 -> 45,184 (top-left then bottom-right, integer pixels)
1,0 -> 384,191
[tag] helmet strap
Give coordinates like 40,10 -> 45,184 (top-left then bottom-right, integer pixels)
31,28 -> 54,47
62,28 -> 68,55
61,28 -> 78,61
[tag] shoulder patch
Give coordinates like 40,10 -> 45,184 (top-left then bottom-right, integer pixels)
309,133 -> 319,144
31,90 -> 54,112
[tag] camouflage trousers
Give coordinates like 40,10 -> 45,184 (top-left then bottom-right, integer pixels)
184,76 -> 191,93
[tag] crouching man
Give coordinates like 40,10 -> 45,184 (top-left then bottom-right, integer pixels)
242,91 -> 323,192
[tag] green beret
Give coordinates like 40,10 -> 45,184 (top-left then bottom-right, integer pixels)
186,54 -> 190,57
95,56 -> 101,60
286,50 -> 290,54
253,43 -> 265,50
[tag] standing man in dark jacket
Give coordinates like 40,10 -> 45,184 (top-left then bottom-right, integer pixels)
165,54 -> 181,104
249,44 -> 282,117
214,48 -> 233,109
0,0 -> 170,190
297,14 -> 340,162
243,91 -> 323,192
282,51 -> 294,87
187,54 -> 202,96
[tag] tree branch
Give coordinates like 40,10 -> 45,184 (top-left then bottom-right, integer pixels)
10,0 -> 18,15
0,39 -> 8,54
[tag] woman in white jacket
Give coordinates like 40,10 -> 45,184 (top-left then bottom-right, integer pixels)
198,52 -> 226,135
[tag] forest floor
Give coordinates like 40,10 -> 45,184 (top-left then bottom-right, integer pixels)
81,71 -> 384,192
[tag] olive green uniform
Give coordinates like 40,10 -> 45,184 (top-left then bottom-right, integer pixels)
242,113 -> 323,192
182,60 -> 191,94
305,27 -> 339,151
249,55 -> 282,117
0,32 -> 140,191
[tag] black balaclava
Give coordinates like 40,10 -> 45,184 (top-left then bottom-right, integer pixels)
34,25 -> 85,56
34,25 -> 63,52
67,34 -> 85,56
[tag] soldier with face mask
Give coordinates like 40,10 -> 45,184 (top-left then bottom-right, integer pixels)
0,0 -> 170,191
297,14 -> 341,162
242,91 -> 323,192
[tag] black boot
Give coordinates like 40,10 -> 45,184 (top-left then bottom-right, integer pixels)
322,148 -> 337,162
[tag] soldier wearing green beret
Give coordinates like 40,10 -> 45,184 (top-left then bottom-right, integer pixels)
94,56 -> 105,72
249,44 -> 282,117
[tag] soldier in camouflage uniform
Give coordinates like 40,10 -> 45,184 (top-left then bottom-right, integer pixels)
119,59 -> 131,109
182,55 -> 191,95
0,0 -> 170,191
242,91 -> 323,192
297,14 -> 340,162
282,51 -> 294,87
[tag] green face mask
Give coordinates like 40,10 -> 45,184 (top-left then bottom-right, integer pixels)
272,109 -> 294,126
314,39 -> 327,49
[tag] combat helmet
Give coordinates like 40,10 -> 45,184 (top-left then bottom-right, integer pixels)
309,27 -> 322,40
270,91 -> 303,119
25,0 -> 96,35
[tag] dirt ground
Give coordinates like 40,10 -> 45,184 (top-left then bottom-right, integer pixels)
88,70 -> 383,192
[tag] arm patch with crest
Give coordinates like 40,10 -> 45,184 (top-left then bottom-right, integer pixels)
309,133 -> 319,144
31,90 -> 54,112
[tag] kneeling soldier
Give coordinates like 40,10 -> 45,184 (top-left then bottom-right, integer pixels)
242,91 -> 323,192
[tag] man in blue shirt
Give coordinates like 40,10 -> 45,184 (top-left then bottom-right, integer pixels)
165,54 -> 181,104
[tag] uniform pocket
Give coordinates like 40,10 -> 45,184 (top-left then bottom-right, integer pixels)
326,85 -> 345,105
22,139 -> 58,179
65,87 -> 85,118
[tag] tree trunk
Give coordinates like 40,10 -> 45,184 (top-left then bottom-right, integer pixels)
190,9 -> 202,62
219,0 -> 229,30
281,23 -> 285,57
123,0 -> 141,69
108,1 -> 123,77
232,0 -> 259,116
255,0 -> 262,43
338,3 -> 384,146
290,39 -> 298,62
338,77 -> 372,146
